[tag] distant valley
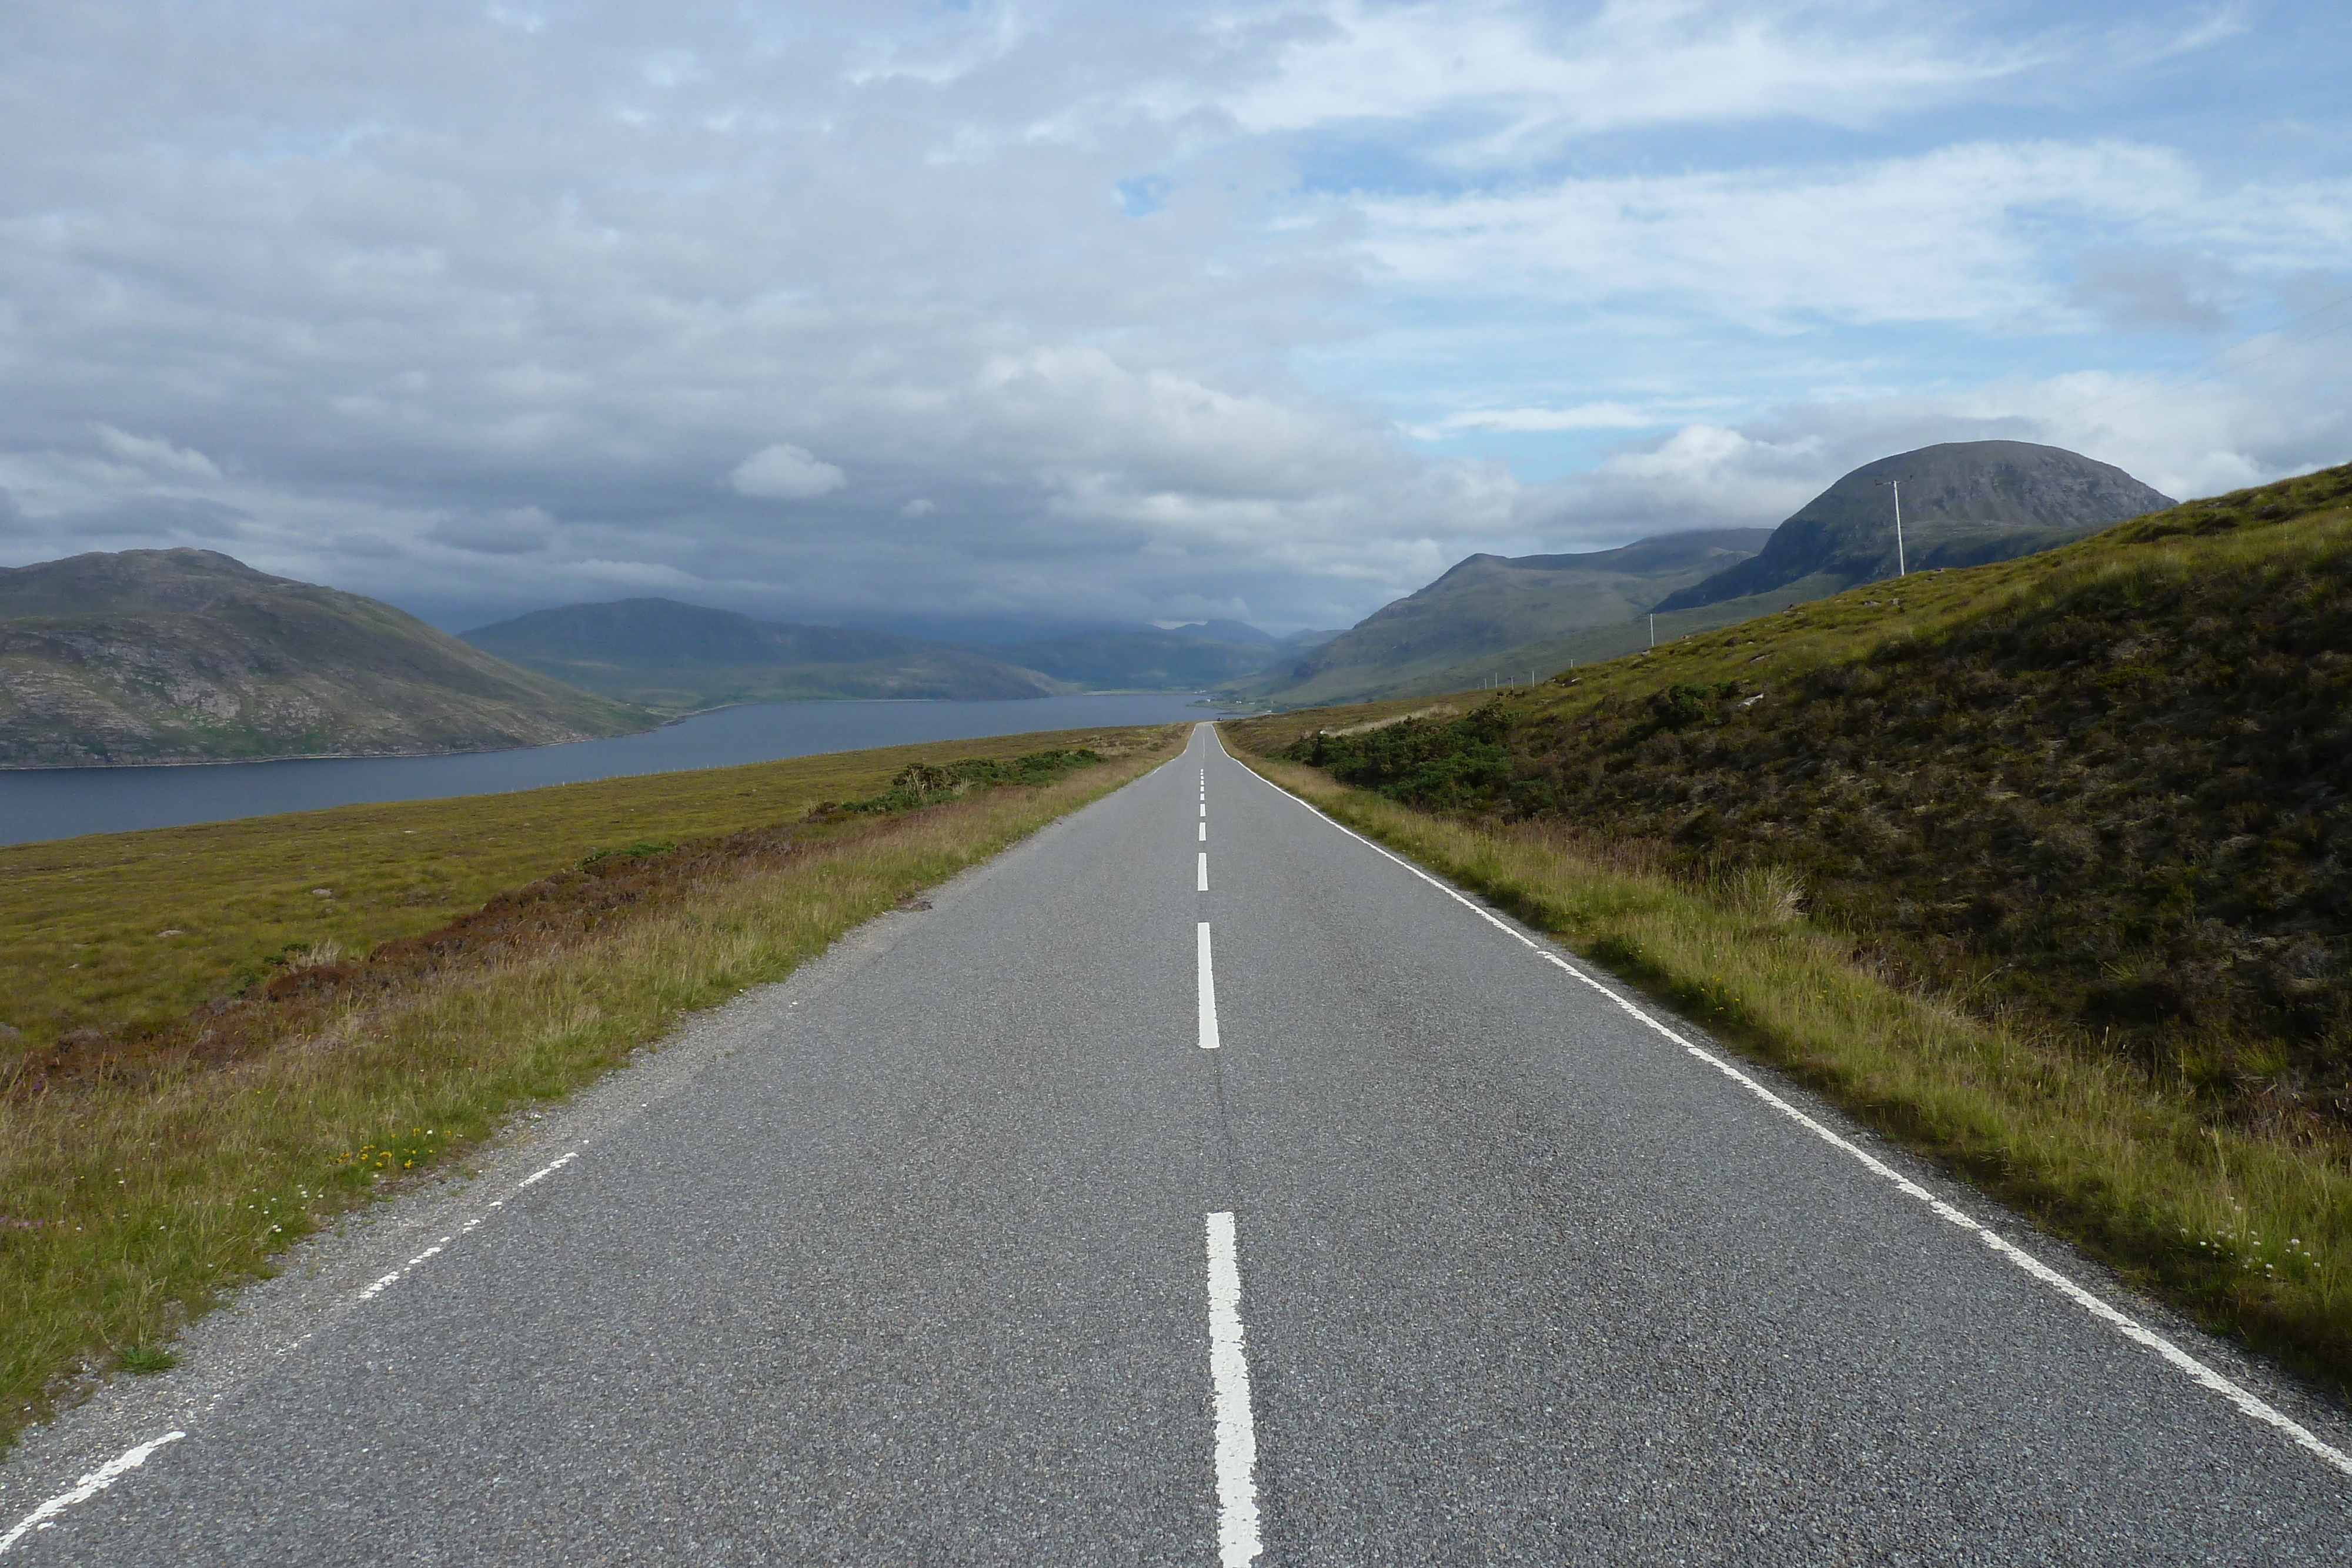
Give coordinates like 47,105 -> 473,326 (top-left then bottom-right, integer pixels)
460,600 -> 1317,714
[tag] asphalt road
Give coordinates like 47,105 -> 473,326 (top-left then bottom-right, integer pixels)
6,723 -> 2350,1563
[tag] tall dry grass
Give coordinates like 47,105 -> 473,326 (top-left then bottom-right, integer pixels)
1238,753 -> 2352,1392
0,737 -> 1180,1445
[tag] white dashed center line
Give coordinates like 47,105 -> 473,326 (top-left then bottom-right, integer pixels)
1205,1211 -> 1262,1566
1198,851 -> 1208,892
1197,922 -> 1221,1051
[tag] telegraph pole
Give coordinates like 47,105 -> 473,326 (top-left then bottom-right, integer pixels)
1876,477 -> 1908,576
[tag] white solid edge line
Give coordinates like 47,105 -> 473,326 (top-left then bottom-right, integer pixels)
1205,1211 -> 1263,1566
0,1141 -> 604,1546
0,1432 -> 185,1554
1218,740 -> 2352,1481
1198,851 -> 1210,892
1198,922 -> 1221,1051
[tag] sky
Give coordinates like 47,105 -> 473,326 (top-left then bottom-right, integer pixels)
2,1 -> 2348,637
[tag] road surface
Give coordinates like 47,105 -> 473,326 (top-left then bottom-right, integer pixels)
5,723 -> 2348,1563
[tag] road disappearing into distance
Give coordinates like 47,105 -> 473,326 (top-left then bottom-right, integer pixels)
6,724 -> 2348,1562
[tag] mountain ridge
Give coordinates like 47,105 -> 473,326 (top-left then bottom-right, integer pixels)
1245,527 -> 1773,707
0,550 -> 650,767
460,597 -> 1067,710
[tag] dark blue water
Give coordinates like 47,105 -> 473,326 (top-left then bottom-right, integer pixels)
0,694 -> 1230,846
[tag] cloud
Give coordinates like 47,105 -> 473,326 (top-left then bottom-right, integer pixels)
1419,403 -> 1665,436
2070,250 -> 2234,333
1355,141 -> 2352,332
426,506 -> 556,556
727,445 -> 848,500
0,1 -> 2340,638
1221,0 -> 2047,153
93,426 -> 223,480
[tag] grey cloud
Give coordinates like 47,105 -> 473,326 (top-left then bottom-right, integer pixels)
2071,250 -> 2233,333
426,507 -> 558,555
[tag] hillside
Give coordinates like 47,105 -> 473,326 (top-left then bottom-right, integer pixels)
0,550 -> 649,768
1657,439 -> 2173,612
988,625 -> 1285,690
1228,460 -> 2352,1131
1251,528 -> 1772,707
462,598 -> 1065,711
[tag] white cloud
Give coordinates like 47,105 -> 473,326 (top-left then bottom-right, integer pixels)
1357,141 -> 2352,330
1222,0 -> 2044,153
93,426 -> 223,480
1420,403 -> 1664,436
727,444 -> 848,500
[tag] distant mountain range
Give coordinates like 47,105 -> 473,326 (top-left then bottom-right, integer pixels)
1239,440 -> 2175,708
460,598 -> 1067,709
461,599 -> 1311,711
0,550 -> 649,767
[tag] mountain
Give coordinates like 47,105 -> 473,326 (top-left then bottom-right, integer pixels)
462,597 -> 1065,711
987,626 -> 1284,690
1248,528 -> 1772,708
1656,440 -> 2173,613
0,549 -> 650,768
1169,619 -> 1279,647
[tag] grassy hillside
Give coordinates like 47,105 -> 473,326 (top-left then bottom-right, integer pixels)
1248,529 -> 1769,707
462,597 -> 1064,711
1234,460 -> 2352,1126
0,550 -> 649,765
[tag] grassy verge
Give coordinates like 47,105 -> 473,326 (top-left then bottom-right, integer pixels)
2,725 -> 1170,1057
1231,747 -> 2352,1395
1,725 -> 1184,1446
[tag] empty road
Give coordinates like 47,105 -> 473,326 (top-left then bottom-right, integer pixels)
6,723 -> 2348,1563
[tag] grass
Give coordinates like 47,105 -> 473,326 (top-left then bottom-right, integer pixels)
1230,464 -> 2352,1133
0,723 -> 1184,1447
1,725 -> 1168,1061
1227,732 -> 2352,1395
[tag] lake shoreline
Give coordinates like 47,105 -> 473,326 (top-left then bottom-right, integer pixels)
0,693 -> 1235,846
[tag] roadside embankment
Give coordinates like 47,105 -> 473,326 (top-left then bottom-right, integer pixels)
1225,746 -> 2352,1398
0,724 -> 1184,1447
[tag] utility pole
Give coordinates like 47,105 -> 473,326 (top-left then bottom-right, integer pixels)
1876,477 -> 1907,576
1648,613 -> 1656,648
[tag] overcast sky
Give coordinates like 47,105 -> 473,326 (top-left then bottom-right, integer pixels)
4,1 -> 2347,636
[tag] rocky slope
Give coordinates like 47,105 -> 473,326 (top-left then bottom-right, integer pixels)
0,550 -> 650,767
